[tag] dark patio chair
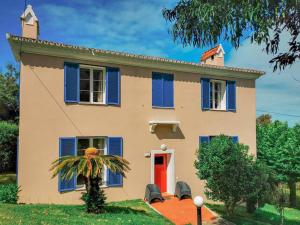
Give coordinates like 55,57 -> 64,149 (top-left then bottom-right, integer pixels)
144,184 -> 163,203
175,181 -> 192,200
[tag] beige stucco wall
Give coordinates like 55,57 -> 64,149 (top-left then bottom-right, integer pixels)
21,21 -> 38,39
18,53 -> 256,204
203,56 -> 224,66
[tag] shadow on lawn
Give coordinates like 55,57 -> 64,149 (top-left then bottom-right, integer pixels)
207,203 -> 300,225
104,206 -> 147,215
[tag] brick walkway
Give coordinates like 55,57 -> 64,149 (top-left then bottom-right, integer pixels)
150,195 -> 217,225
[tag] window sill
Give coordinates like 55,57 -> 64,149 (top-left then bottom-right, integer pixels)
152,106 -> 175,109
209,109 -> 227,112
76,185 -> 108,191
78,102 -> 106,106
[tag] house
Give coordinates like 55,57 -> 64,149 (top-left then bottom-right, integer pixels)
7,5 -> 264,204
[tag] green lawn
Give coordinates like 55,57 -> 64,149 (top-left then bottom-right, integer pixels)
0,174 -> 171,224
0,199 -> 172,225
207,203 -> 300,225
0,173 -> 16,185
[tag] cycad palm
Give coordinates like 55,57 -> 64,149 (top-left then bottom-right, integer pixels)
50,147 -> 130,213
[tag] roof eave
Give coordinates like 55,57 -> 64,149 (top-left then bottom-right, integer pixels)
7,35 -> 265,79
6,33 -> 21,61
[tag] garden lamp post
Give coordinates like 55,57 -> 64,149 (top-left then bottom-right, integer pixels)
193,196 -> 204,225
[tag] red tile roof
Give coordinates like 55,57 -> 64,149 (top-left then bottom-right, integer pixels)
201,45 -> 220,62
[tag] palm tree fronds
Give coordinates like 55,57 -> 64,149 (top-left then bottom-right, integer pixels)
50,152 -> 130,181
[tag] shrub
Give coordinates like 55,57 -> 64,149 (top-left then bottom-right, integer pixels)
246,163 -> 277,213
0,184 -> 19,203
0,121 -> 18,172
195,135 -> 276,215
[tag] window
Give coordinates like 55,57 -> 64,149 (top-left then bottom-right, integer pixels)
152,72 -> 174,108
199,135 -> 238,145
210,80 -> 226,110
79,66 -> 106,104
77,137 -> 107,188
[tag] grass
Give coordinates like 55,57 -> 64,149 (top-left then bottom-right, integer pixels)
283,184 -> 300,211
0,173 -> 171,224
207,203 -> 300,225
0,199 -> 172,225
0,173 -> 16,185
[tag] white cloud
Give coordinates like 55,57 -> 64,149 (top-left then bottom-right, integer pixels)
227,34 -> 300,125
37,0 -> 172,57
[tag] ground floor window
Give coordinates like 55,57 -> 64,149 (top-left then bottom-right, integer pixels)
77,137 -> 107,188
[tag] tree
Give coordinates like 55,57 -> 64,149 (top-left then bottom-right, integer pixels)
256,114 -> 272,125
257,121 -> 300,207
0,64 -> 19,122
274,186 -> 288,225
0,121 -> 19,172
51,147 -> 130,213
245,162 -> 277,213
163,0 -> 299,71
195,135 -> 273,215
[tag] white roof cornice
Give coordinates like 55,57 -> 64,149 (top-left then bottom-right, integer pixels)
20,5 -> 38,21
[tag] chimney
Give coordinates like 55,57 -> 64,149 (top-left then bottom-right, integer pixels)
20,5 -> 39,39
200,44 -> 225,66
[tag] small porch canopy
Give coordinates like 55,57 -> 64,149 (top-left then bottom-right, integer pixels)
149,120 -> 180,133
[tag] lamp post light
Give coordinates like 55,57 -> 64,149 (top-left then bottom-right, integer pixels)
193,196 -> 204,225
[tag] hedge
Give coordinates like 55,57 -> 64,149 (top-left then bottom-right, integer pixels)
0,184 -> 19,203
0,121 -> 18,172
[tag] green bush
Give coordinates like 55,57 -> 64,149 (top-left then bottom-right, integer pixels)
195,135 -> 276,216
0,121 -> 18,172
0,184 -> 19,203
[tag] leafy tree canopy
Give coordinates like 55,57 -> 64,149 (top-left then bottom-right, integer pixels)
195,135 -> 274,215
163,0 -> 299,71
257,121 -> 300,207
0,64 -> 19,122
257,114 -> 272,125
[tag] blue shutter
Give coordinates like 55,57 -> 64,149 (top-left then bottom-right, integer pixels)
106,67 -> 120,105
152,73 -> 163,107
107,137 -> 123,187
226,81 -> 236,111
58,138 -> 76,192
201,78 -> 210,110
163,74 -> 174,107
64,62 -> 79,103
199,136 -> 210,144
232,136 -> 239,143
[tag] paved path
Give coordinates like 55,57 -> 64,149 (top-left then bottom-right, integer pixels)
151,196 -> 217,225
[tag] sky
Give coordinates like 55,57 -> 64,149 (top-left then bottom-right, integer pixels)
1,0 -> 299,125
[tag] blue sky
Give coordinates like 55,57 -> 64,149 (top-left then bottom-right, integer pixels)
1,0 -> 299,125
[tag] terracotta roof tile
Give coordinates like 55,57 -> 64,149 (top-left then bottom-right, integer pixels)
201,45 -> 220,61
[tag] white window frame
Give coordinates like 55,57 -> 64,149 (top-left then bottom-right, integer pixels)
210,80 -> 226,110
76,137 -> 107,189
79,65 -> 106,104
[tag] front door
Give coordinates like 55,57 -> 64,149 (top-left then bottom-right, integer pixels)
154,154 -> 167,192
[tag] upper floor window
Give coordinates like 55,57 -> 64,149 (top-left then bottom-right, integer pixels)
201,78 -> 236,111
210,80 -> 226,110
64,62 -> 120,105
152,72 -> 174,108
80,66 -> 106,104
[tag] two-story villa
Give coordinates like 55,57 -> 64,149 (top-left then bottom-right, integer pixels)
7,5 -> 264,204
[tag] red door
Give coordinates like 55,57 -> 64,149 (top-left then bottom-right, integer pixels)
154,154 -> 167,192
